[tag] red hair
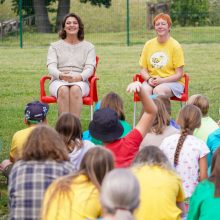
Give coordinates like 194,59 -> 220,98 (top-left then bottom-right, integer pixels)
153,13 -> 172,27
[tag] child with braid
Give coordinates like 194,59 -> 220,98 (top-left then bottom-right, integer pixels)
159,104 -> 210,199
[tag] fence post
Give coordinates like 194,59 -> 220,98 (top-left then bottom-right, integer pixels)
19,0 -> 23,48
126,0 -> 130,46
0,21 -> 3,41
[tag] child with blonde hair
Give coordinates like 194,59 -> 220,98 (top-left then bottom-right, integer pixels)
132,146 -> 186,220
140,98 -> 179,148
187,94 -> 218,142
159,104 -> 210,198
41,147 -> 114,220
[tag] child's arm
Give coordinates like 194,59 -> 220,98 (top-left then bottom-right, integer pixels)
127,81 -> 157,137
199,155 -> 208,181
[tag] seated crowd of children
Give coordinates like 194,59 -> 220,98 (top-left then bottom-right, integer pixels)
0,82 -> 220,220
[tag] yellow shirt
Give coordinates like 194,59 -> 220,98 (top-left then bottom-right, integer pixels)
132,165 -> 185,220
41,174 -> 101,220
139,37 -> 185,84
10,126 -> 35,161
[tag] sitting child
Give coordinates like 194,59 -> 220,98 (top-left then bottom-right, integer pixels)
187,94 -> 218,142
0,101 -> 49,179
88,81 -> 157,168
140,98 -> 179,148
83,92 -> 132,145
132,146 -> 186,220
159,104 -> 210,199
187,148 -> 220,220
55,113 -> 96,170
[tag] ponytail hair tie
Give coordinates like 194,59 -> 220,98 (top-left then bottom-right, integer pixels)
116,207 -> 129,211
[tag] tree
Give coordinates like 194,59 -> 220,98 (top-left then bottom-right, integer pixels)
0,0 -> 111,33
55,0 -> 70,32
170,0 -> 209,26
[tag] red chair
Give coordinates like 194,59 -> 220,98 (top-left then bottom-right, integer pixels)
40,56 -> 99,120
133,73 -> 189,127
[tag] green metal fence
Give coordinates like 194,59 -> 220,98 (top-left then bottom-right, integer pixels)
1,0 -> 220,47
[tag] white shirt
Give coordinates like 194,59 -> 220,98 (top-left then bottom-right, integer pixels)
159,134 -> 210,197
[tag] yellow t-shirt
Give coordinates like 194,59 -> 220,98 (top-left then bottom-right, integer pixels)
132,165 -> 185,220
41,174 -> 101,220
139,37 -> 185,84
10,126 -> 35,161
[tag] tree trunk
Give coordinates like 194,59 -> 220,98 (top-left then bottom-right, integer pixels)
55,0 -> 70,32
33,0 -> 52,33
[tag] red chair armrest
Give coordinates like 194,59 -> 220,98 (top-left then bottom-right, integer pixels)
40,75 -> 52,101
89,75 -> 99,103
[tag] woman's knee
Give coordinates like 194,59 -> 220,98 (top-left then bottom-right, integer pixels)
153,85 -> 172,97
142,82 -> 153,95
70,86 -> 82,99
58,86 -> 69,98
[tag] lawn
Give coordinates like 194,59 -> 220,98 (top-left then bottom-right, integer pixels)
0,37 -> 220,216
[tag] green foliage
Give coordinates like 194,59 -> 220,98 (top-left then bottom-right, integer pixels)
80,0 -> 111,8
171,0 -> 210,26
0,0 -> 56,16
1,0 -> 111,17
209,0 -> 220,25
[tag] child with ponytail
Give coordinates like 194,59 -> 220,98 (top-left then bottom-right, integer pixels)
159,104 -> 210,198
100,169 -> 140,220
187,148 -> 220,220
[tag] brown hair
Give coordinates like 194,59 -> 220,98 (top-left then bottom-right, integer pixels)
151,98 -> 170,134
209,148 -> 220,197
157,95 -> 171,116
187,94 -> 209,116
22,125 -> 69,161
174,105 -> 202,166
42,147 -> 114,218
153,13 -> 172,27
59,13 -> 84,40
55,113 -> 83,152
133,145 -> 172,171
100,92 -> 125,120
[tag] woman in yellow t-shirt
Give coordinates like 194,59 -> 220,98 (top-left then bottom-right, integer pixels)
41,147 -> 114,220
139,13 -> 185,98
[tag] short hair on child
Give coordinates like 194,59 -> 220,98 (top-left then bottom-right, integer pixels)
187,94 -> 209,116
101,169 -> 140,220
100,92 -> 125,120
22,125 -> 69,162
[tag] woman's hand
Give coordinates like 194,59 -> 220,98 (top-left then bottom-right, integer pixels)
59,72 -> 82,82
151,77 -> 164,86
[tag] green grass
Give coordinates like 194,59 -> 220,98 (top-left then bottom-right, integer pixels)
1,1 -> 220,217
1,26 -> 220,48
0,41 -> 220,215
1,9 -> 220,215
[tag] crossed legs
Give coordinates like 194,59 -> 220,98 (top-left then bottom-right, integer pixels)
57,85 -> 82,117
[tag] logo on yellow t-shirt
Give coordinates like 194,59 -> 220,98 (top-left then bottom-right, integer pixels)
150,52 -> 168,69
